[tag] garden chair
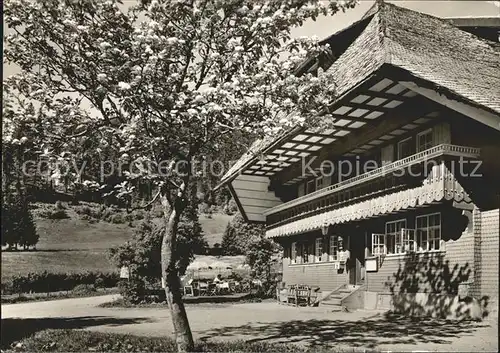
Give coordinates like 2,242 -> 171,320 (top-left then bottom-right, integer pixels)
184,285 -> 194,297
240,281 -> 251,293
294,285 -> 311,307
287,285 -> 297,305
217,281 -> 230,294
198,281 -> 209,296
207,283 -> 217,296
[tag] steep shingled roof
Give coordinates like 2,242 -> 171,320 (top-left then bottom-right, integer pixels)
382,2 -> 500,114
217,1 -> 500,188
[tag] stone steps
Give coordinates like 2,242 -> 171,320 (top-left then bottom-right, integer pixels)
319,285 -> 357,311
321,300 -> 343,311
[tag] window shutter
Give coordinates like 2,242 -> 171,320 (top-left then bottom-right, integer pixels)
323,174 -> 332,187
433,122 -> 451,144
381,144 -> 394,165
297,183 -> 305,197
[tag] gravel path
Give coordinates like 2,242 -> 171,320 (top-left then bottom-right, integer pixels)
2,295 -> 498,351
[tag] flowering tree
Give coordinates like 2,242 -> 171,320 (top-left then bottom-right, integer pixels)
4,0 -> 356,351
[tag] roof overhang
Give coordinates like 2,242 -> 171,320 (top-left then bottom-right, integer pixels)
445,16 -> 500,28
217,71 -> 421,188
218,62 -> 500,188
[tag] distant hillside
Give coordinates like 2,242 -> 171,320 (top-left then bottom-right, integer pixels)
1,202 -> 234,278
199,213 -> 233,247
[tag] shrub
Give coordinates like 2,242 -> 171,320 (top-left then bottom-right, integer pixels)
124,213 -> 135,223
109,201 -> 208,302
45,209 -> 70,219
77,205 -> 92,216
110,213 -> 125,224
225,199 -> 238,215
245,236 -> 282,299
199,202 -> 212,217
221,213 -> 263,255
73,284 -> 97,293
134,210 -> 145,220
2,271 -> 119,294
94,277 -> 105,288
118,279 -> 146,304
102,207 -> 114,221
55,200 -> 66,210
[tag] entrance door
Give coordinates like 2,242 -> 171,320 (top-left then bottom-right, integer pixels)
348,232 -> 365,285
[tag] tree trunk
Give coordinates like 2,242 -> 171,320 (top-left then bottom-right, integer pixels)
161,198 -> 195,352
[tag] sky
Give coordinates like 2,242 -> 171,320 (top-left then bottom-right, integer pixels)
3,1 -> 500,79
292,1 -> 500,39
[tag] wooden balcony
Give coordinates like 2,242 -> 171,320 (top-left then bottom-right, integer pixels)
265,144 -> 480,233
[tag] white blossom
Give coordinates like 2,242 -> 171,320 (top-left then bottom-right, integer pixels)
97,73 -> 107,82
99,41 -> 111,49
166,37 -> 178,45
118,82 -> 131,90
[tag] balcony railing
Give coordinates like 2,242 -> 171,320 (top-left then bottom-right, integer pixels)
264,144 -> 480,217
266,161 -> 473,238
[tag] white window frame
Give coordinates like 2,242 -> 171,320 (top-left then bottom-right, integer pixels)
416,212 -> 442,251
297,242 -> 304,264
315,237 -> 323,262
416,128 -> 433,152
397,137 -> 413,160
297,182 -> 305,197
302,240 -> 313,264
306,179 -> 316,194
385,219 -> 407,254
329,235 -> 339,261
401,228 -> 417,253
315,176 -> 324,191
372,233 -> 387,255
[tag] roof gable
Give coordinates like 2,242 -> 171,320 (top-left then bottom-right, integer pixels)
217,1 -> 500,188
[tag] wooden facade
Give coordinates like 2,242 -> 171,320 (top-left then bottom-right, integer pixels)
217,2 -> 500,318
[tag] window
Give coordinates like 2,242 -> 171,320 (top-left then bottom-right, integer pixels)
372,233 -> 386,255
306,179 -> 316,194
297,183 -> 305,197
381,144 -> 394,165
416,213 -> 442,251
385,219 -> 407,254
397,137 -> 413,159
417,128 -> 433,152
329,235 -> 339,261
303,240 -> 313,263
315,237 -> 323,262
291,242 -> 297,264
401,228 -> 417,252
315,177 -> 324,191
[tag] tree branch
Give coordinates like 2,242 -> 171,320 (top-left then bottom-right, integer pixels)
126,189 -> 161,212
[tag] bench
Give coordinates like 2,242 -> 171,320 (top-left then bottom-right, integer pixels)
287,284 -> 311,307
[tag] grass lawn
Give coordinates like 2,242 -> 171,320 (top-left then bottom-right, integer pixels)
1,287 -> 119,304
198,213 -> 233,247
1,250 -> 117,279
1,203 -> 234,280
4,329 -> 344,352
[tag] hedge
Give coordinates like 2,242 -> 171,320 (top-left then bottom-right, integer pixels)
2,271 -> 119,294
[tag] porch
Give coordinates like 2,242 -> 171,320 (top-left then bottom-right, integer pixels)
275,195 -> 491,318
